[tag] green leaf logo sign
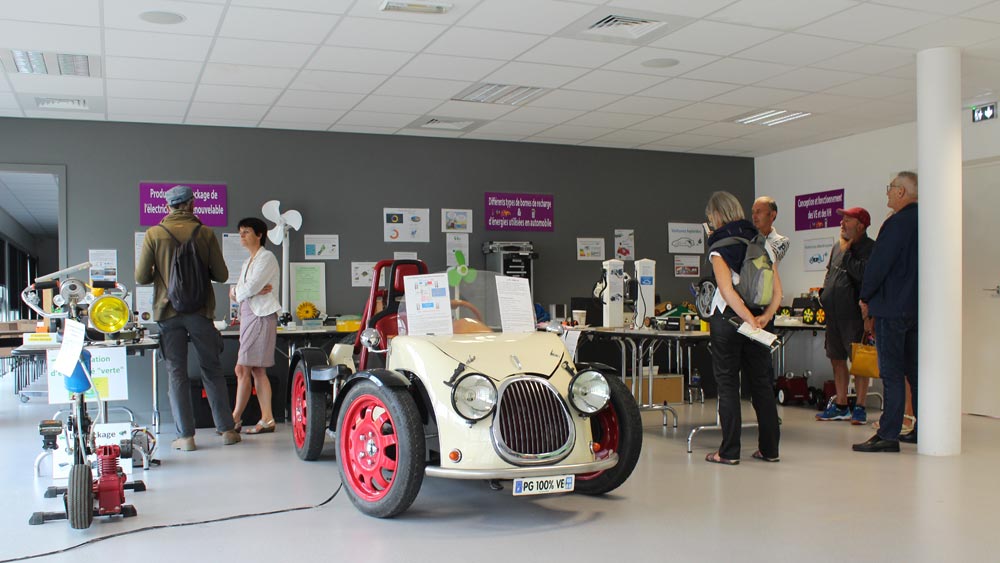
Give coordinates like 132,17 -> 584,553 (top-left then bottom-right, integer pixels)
447,251 -> 478,287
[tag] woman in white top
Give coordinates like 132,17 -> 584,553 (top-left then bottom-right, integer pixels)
229,217 -> 282,434
703,191 -> 782,465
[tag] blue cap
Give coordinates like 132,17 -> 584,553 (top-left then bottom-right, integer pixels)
165,185 -> 194,206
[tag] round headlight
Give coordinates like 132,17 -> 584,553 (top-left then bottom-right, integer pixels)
569,370 -> 610,414
89,295 -> 132,334
451,373 -> 497,421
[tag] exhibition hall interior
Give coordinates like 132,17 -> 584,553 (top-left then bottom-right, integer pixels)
2,1 -> 1000,561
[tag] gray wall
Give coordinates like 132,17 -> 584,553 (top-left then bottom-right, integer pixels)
0,116 -> 754,421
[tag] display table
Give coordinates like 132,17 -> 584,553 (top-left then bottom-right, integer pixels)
773,317 -> 825,377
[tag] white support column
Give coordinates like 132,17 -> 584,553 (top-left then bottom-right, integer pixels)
917,47 -> 962,456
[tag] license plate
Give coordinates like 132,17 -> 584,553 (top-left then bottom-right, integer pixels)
512,474 -> 574,496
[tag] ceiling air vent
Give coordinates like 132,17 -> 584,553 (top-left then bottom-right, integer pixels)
35,97 -> 89,110
583,15 -> 667,40
452,83 -> 546,106
407,116 -> 485,132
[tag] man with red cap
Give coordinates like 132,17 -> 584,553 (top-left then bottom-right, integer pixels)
816,206 -> 875,424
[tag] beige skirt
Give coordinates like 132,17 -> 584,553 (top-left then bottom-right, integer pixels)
237,300 -> 276,367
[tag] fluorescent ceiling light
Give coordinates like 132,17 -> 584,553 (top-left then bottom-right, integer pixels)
379,1 -> 452,13
734,109 -> 811,126
762,112 -> 810,126
57,54 -> 91,77
453,83 -> 546,106
139,11 -> 186,24
736,110 -> 785,124
12,50 -> 47,74
422,118 -> 475,130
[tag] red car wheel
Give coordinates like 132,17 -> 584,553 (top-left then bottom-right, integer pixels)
291,364 -> 327,461
574,375 -> 642,495
577,406 -> 619,481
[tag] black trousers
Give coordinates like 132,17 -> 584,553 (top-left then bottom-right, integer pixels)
709,309 -> 780,460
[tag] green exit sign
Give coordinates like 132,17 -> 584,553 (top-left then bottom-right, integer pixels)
973,103 -> 996,123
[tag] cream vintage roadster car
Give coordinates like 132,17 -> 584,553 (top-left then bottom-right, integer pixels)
288,260 -> 641,518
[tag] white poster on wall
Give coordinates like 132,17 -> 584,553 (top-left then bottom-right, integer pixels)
134,232 -> 146,277
89,249 -> 118,283
668,223 -> 705,254
442,208 -> 473,233
384,208 -> 430,243
304,234 -> 339,260
577,238 -> 605,261
222,232 -> 247,284
394,251 -> 418,260
674,255 -> 700,278
135,285 -> 154,324
352,262 -> 377,288
446,233 -> 469,267
804,237 -> 834,272
614,229 -> 634,261
290,262 -> 326,314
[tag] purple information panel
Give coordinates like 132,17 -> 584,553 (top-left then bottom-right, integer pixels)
795,189 -> 844,231
139,182 -> 228,227
485,192 -> 554,232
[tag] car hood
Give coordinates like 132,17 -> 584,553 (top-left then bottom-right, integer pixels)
397,332 -> 568,379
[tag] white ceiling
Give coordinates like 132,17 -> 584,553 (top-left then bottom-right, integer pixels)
0,0 -> 999,161
0,171 -> 60,236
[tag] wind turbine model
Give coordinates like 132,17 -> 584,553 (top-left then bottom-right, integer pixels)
261,200 -> 302,322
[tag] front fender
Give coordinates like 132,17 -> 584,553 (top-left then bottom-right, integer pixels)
329,368 -> 411,431
290,347 -> 331,393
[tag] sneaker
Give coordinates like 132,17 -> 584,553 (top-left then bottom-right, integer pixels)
172,437 -> 196,451
222,430 -> 242,445
851,406 -> 867,425
816,404 -> 851,421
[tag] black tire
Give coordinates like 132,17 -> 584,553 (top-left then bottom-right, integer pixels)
336,380 -> 424,518
67,464 -> 94,529
777,388 -> 788,405
575,375 -> 642,496
291,363 -> 328,461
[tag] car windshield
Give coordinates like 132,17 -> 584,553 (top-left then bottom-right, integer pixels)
398,269 -> 532,335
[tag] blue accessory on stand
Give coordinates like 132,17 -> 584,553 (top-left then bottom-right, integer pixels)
65,349 -> 93,394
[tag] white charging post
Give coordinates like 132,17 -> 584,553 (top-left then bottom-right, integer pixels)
602,259 -> 625,328
634,259 -> 655,328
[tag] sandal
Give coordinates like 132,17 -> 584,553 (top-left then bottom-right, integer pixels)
752,450 -> 780,462
705,451 -> 739,465
245,420 -> 276,435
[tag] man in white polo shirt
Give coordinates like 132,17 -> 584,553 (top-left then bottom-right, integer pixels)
751,196 -> 790,264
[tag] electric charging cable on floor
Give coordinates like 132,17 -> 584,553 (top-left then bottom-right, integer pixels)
1,483 -> 343,563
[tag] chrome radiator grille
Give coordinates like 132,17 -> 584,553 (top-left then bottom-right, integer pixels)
491,377 -> 574,465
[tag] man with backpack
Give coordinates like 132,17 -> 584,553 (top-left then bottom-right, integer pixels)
136,185 -> 239,451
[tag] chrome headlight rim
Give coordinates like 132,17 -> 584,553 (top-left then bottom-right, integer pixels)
451,372 -> 498,422
568,369 -> 611,415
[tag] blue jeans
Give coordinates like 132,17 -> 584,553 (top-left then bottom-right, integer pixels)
158,314 -> 235,437
874,315 -> 918,441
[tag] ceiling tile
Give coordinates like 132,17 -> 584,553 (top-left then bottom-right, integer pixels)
337,110 -> 421,128
592,128 -> 670,145
965,37 -> 1000,60
638,78 -> 739,101
309,46 -> 413,74
881,17 -> 1000,50
185,117 -> 259,127
823,76 -> 915,99
264,106 -> 343,124
518,38 -> 636,68
425,28 -> 545,60
473,121 -> 553,136
353,95 -> 442,115
201,63 -> 297,88
398,54 -> 505,81
812,45 -> 915,74
430,100 -> 518,119
7,74 -> 105,96
735,34 -> 860,66
233,0 -> 352,14
0,20 -> 101,53
0,0 -> 100,26
105,30 -> 212,62
530,89 -> 623,111
290,70 -> 387,94
602,47 -> 719,76
607,0 -> 744,18
107,98 -> 188,117
781,92 -> 870,113
328,124 -> 399,135
277,90 -> 364,110
656,132 -> 730,148
964,2 -> 1000,23
259,120 -> 330,131
579,139 -> 641,149
758,67 -> 864,91
0,108 -> 25,117
397,128 -> 465,138
103,0 -> 225,35
374,77 -> 470,99
708,0 -> 860,31
220,6 -> 339,43
666,102 -> 756,120
798,3 -> 941,43
566,111 -> 649,128
105,57 -> 203,82
485,62 -> 589,89
461,132 -> 526,142
106,79 -> 195,101
195,84 -> 283,105
459,0 -> 595,35
525,137 -> 583,145
0,92 -> 20,108
188,101 -> 269,121
210,38 -> 315,68
599,96 -> 690,115
872,0 -> 995,16
562,70 -> 666,95
500,106 -> 585,124
327,17 -> 446,52
537,124 -> 615,141
707,86 -> 805,107
650,21 -> 781,56
689,122 -> 760,137
629,115 -> 713,133
829,99 -> 915,121
682,58 -> 795,85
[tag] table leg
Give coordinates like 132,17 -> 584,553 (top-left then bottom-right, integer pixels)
151,352 -> 160,435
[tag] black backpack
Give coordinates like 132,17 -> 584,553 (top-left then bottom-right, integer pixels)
157,224 -> 210,314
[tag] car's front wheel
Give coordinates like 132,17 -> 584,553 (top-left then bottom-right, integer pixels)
575,374 -> 642,495
336,380 -> 424,518
291,364 -> 328,461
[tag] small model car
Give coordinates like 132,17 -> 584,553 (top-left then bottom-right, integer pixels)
289,260 -> 642,518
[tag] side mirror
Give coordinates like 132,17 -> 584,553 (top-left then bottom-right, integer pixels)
360,328 -> 386,352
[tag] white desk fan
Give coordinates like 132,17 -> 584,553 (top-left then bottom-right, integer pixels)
261,200 -> 302,320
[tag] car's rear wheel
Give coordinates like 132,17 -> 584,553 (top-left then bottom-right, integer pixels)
336,380 -> 424,518
575,374 -> 642,495
291,364 -> 327,461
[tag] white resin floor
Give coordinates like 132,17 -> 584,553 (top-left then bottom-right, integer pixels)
2,371 -> 997,563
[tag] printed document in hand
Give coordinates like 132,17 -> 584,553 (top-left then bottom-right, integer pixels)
737,322 -> 778,348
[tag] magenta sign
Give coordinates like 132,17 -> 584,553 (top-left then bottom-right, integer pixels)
139,182 -> 228,227
795,189 -> 844,231
485,192 -> 554,231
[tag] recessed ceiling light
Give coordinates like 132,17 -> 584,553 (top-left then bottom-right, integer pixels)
734,109 -> 811,126
641,58 -> 679,69
379,1 -> 452,14
12,50 -> 48,74
139,11 -> 186,25
453,83 -> 547,106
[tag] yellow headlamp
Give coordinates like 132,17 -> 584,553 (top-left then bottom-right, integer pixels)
89,294 -> 132,334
